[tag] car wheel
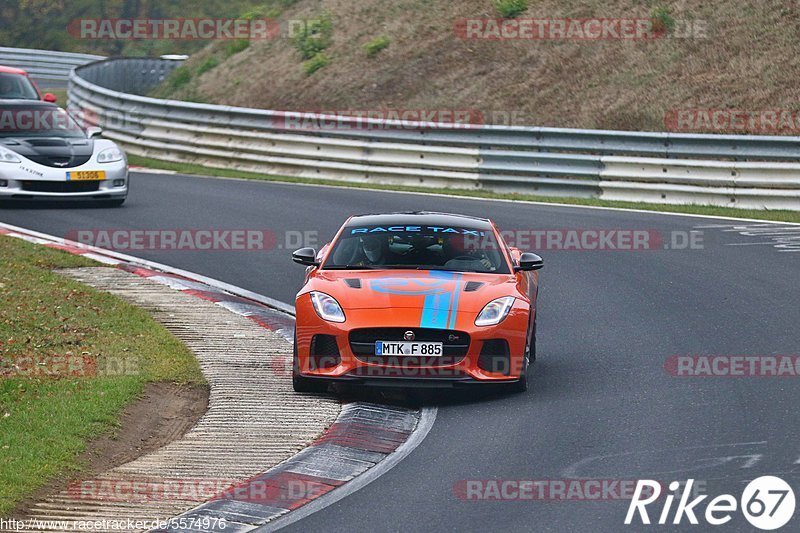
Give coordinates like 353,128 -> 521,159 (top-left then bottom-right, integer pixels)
291,332 -> 329,394
507,320 -> 535,394
507,354 -> 529,393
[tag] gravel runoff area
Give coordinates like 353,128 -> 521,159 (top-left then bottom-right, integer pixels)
18,267 -> 340,531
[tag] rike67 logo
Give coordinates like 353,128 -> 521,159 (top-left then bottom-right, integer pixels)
626,477 -> 795,530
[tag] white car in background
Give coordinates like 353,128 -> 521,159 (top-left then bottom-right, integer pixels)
0,100 -> 128,206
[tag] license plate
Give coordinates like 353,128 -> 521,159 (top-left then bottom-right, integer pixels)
67,170 -> 106,181
375,341 -> 443,356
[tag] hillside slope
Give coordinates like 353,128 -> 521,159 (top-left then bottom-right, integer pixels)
0,0 -> 274,56
154,0 -> 800,132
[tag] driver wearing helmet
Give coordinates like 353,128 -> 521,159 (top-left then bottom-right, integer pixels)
360,235 -> 388,265
443,234 -> 494,271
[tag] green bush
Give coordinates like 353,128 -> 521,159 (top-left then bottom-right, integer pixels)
196,57 -> 220,76
303,52 -> 330,75
494,0 -> 528,18
225,39 -> 250,58
363,36 -> 390,57
165,66 -> 192,91
292,14 -> 334,60
651,6 -> 676,34
241,8 -> 265,20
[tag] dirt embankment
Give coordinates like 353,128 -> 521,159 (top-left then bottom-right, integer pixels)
155,1 -> 800,134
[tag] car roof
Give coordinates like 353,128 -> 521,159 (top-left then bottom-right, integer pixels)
346,211 -> 493,230
0,65 -> 29,75
0,100 -> 58,109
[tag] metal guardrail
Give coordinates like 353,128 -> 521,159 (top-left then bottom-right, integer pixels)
66,57 -> 800,210
0,46 -> 104,88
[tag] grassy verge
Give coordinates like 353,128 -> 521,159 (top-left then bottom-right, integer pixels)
128,154 -> 800,224
0,236 -> 205,515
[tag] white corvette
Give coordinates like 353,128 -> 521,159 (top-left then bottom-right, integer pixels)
0,100 -> 128,206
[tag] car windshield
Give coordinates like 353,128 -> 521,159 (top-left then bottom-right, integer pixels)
323,224 -> 510,274
0,105 -> 85,138
0,73 -> 40,100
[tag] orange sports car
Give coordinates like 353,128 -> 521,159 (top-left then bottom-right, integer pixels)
291,212 -> 543,393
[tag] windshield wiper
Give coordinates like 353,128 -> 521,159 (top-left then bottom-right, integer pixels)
323,264 -> 381,270
415,265 -> 485,273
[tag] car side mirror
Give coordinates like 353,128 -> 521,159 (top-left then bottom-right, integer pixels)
292,247 -> 319,266
86,126 -> 103,139
43,92 -> 57,103
515,252 -> 543,272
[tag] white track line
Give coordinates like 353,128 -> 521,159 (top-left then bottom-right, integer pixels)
262,406 -> 438,532
0,221 -> 294,315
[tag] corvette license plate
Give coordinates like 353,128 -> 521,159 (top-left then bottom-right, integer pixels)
375,341 -> 443,356
67,170 -> 105,181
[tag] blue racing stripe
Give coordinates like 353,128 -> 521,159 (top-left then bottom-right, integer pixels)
420,271 -> 458,329
370,272 -> 462,330
448,273 -> 462,329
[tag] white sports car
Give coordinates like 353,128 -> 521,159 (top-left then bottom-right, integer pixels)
0,100 -> 128,206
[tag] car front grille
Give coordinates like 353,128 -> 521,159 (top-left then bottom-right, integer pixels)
25,154 -> 92,168
21,180 -> 100,193
346,367 -> 471,379
349,327 -> 470,367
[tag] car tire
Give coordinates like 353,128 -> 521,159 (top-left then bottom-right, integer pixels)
507,355 -> 529,393
507,320 -> 536,394
291,332 -> 329,394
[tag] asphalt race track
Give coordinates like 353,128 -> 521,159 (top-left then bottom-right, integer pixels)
2,171 -> 798,532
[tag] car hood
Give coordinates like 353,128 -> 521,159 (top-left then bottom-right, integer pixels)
303,269 -> 521,313
1,136 -> 94,168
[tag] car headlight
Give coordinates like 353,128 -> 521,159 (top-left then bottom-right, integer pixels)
0,146 -> 21,164
96,146 -> 124,163
310,291 -> 345,323
475,296 -> 515,326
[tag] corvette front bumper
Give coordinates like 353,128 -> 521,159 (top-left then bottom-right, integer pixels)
0,159 -> 128,200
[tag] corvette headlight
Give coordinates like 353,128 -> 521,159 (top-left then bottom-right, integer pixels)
310,291 -> 345,323
97,146 -> 124,163
0,146 -> 21,164
475,296 -> 515,326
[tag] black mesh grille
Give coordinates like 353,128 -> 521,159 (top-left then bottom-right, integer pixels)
309,334 -> 340,369
347,366 -> 470,379
25,154 -> 92,168
349,328 -> 470,367
478,339 -> 511,375
464,281 -> 484,292
21,180 -> 100,193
